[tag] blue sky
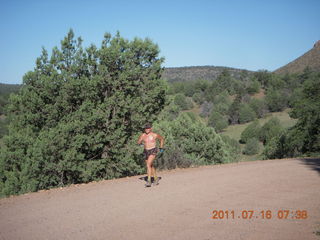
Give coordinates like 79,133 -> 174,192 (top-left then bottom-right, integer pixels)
1,0 -> 319,84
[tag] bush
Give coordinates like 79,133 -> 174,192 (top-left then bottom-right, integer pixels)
192,92 -> 205,105
262,133 -> 287,159
174,93 -> 193,110
228,96 -> 241,124
265,89 -> 288,112
0,30 -> 166,196
246,79 -> 261,94
249,98 -> 268,118
259,117 -> 283,145
239,104 -> 256,123
243,138 -> 260,155
153,112 -> 233,169
208,111 -> 228,132
157,97 -> 181,121
221,135 -> 241,158
212,92 -> 232,115
200,101 -> 213,117
0,117 -> 8,138
240,120 -> 261,144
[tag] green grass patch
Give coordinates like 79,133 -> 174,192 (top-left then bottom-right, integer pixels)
221,108 -> 297,142
221,108 -> 297,162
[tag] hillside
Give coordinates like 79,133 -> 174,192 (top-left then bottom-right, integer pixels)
275,40 -> 320,74
0,83 -> 21,95
0,158 -> 319,240
162,66 -> 254,82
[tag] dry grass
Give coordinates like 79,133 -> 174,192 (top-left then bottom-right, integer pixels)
251,89 -> 265,99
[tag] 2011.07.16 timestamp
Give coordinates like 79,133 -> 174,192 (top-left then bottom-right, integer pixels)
211,210 -> 308,220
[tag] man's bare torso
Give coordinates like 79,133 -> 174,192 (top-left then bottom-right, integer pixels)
141,132 -> 158,150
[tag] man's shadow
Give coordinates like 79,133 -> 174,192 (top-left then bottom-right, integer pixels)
139,176 -> 162,183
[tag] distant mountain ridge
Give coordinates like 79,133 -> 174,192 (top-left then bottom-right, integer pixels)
162,66 -> 254,82
274,40 -> 320,74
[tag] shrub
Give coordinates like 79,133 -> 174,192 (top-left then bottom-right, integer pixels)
265,89 -> 288,112
240,120 -> 261,144
249,98 -> 268,118
246,79 -> 261,94
153,112 -> 233,169
221,135 -> 241,157
0,30 -> 166,196
259,117 -> 283,145
208,111 -> 228,132
239,104 -> 256,123
174,93 -> 193,110
262,133 -> 287,159
200,101 -> 213,117
192,92 -> 205,105
243,138 -> 260,155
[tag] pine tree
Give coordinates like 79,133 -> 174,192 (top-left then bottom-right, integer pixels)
0,30 -> 166,196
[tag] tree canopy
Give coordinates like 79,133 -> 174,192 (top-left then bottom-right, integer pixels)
0,30 -> 166,196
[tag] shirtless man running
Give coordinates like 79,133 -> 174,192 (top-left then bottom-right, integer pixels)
137,123 -> 165,187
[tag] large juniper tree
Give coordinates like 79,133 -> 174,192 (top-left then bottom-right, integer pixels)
0,30 -> 166,196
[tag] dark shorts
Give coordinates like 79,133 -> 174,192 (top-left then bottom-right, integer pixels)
144,147 -> 158,160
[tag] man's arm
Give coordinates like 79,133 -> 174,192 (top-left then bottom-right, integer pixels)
156,134 -> 165,148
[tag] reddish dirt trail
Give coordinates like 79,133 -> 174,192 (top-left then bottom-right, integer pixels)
0,158 -> 319,240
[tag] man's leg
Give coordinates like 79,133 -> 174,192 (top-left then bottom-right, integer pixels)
146,155 -> 155,186
150,154 -> 159,185
152,165 -> 159,185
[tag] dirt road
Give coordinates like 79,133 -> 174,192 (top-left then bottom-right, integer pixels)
0,158 -> 319,240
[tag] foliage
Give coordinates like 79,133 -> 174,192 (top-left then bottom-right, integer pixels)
212,91 -> 232,115
239,103 -> 257,123
192,92 -> 205,105
228,95 -> 242,124
254,70 -> 272,87
0,30 -> 166,197
221,135 -> 241,157
174,93 -> 193,110
265,89 -> 288,112
262,133 -> 286,159
287,72 -> 320,155
259,117 -> 283,145
246,78 -> 261,94
240,120 -> 261,144
208,111 -> 228,132
153,113 -> 233,169
0,118 -> 8,138
243,138 -> 260,155
249,98 -> 268,118
200,101 -> 213,117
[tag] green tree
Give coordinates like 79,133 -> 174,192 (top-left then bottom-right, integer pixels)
249,98 -> 268,118
239,104 -> 256,123
288,72 -> 320,155
243,138 -> 260,155
246,77 -> 261,94
254,70 -> 272,87
154,113 -> 233,169
192,92 -> 205,105
174,93 -> 193,110
240,120 -> 261,144
208,111 -> 228,132
221,135 -> 241,158
212,91 -> 231,115
0,30 -> 166,196
228,95 -> 242,124
259,117 -> 283,145
265,89 -> 288,112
